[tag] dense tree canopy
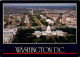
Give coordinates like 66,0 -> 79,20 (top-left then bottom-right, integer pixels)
12,27 -> 76,43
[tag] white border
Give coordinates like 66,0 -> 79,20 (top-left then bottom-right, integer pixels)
3,3 -> 77,44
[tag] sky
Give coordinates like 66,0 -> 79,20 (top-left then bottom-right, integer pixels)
4,3 -> 77,7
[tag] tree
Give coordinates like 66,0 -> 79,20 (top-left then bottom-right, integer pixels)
59,36 -> 65,43
40,36 -> 46,42
5,22 -> 8,26
32,23 -> 38,26
12,29 -> 36,43
32,38 -> 42,43
40,20 -> 48,26
36,15 -> 41,19
20,23 -> 26,26
66,35 -> 76,43
28,37 -> 35,43
54,36 -> 60,43
46,38 -> 55,43
36,27 -> 42,31
9,21 -> 12,24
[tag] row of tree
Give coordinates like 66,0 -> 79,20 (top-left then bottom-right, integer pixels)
56,27 -> 76,35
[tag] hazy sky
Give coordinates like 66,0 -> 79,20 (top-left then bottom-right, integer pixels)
4,3 -> 77,7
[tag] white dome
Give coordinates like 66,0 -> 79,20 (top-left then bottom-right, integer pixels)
46,25 -> 51,31
46,25 -> 51,33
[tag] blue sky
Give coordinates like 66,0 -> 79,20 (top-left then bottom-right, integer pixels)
4,3 -> 77,7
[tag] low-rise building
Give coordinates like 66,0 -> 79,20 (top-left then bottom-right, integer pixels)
3,28 -> 18,43
46,19 -> 54,25
40,15 -> 47,19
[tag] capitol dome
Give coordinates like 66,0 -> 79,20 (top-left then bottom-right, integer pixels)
46,25 -> 51,33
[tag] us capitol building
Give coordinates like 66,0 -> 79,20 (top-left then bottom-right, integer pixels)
33,25 -> 67,38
